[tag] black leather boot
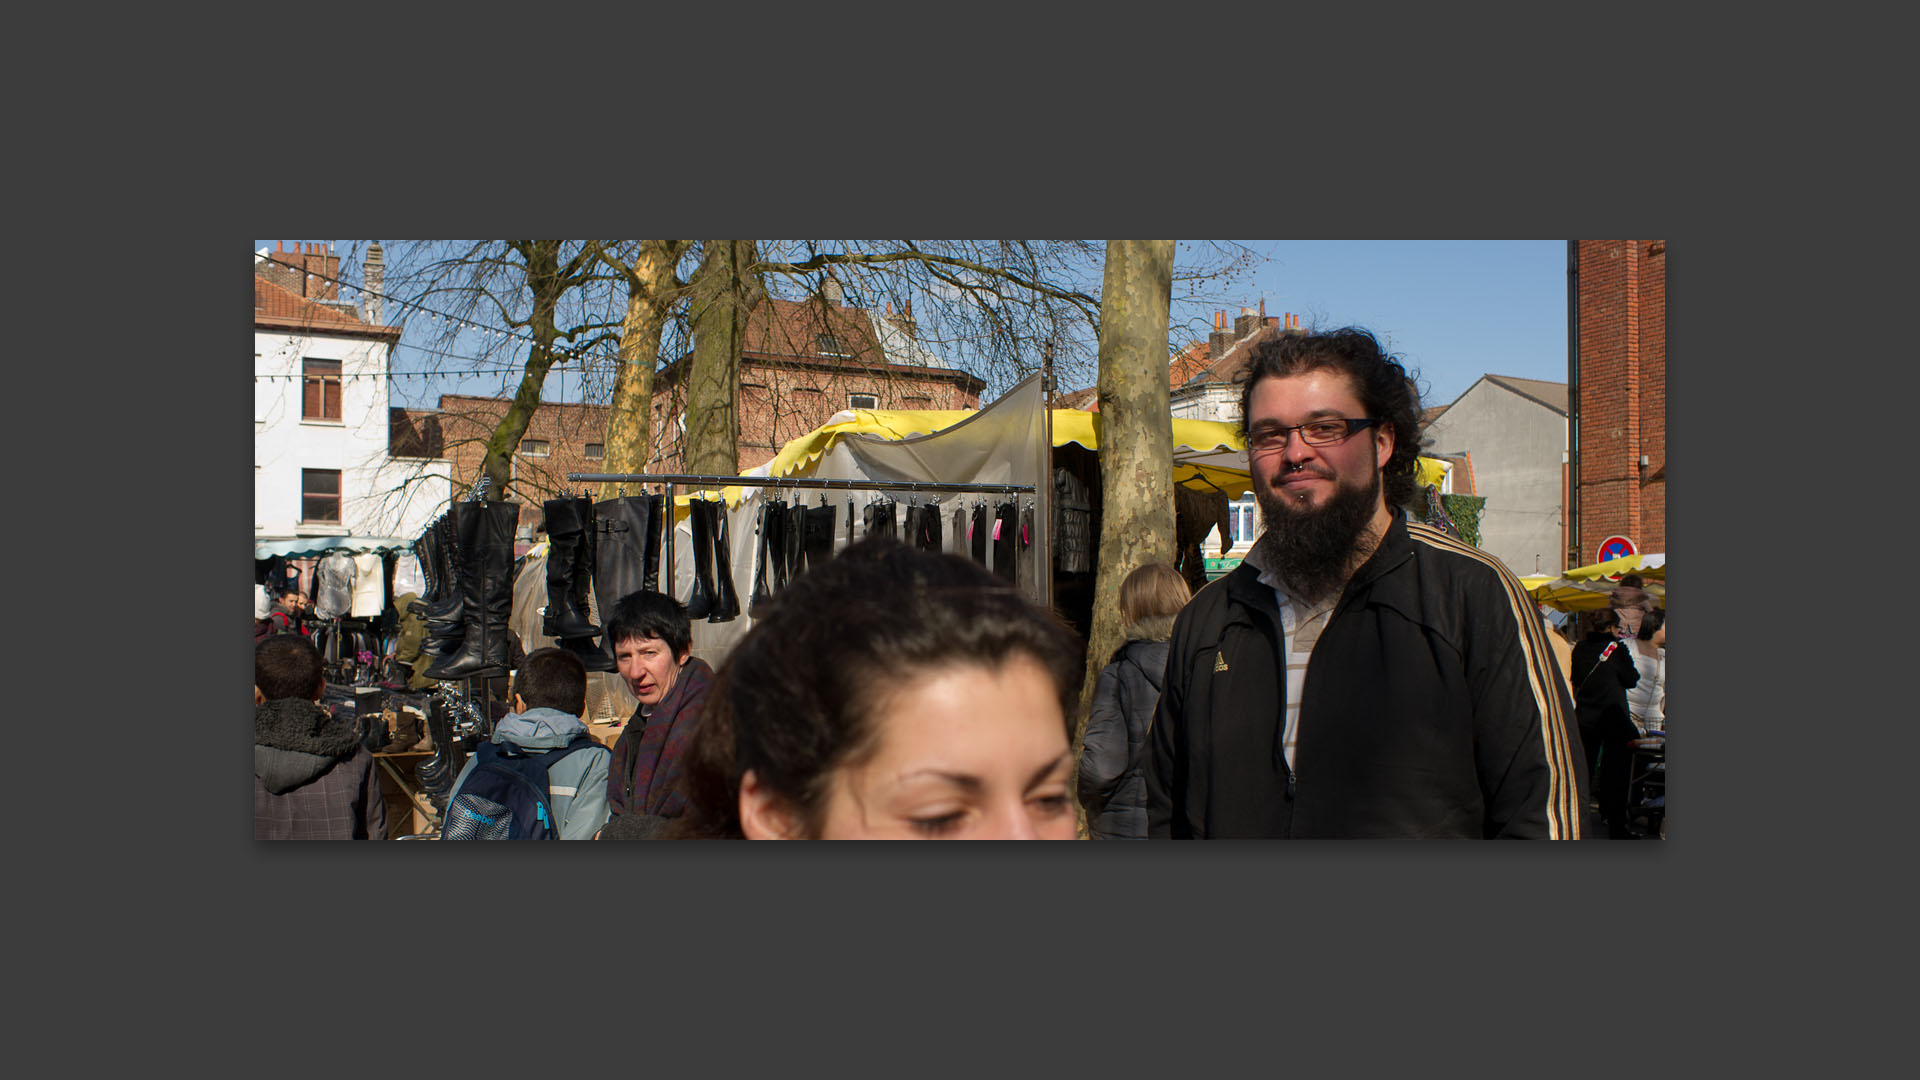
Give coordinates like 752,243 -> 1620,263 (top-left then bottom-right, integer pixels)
592,497 -> 649,610
480,500 -> 519,670
641,494 -> 664,594
709,499 -> 740,623
750,499 -> 775,614
556,634 -> 618,673
685,499 -> 715,619
767,499 -> 789,594
425,501 -> 516,680
785,502 -> 807,580
803,504 -> 836,570
421,517 -> 463,619
542,497 -> 601,639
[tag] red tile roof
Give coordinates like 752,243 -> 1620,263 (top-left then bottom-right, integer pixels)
743,294 -> 885,364
254,276 -> 399,340
1058,339 -> 1216,412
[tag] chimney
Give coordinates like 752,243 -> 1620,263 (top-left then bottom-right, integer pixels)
1234,306 -> 1260,338
1208,310 -> 1235,361
822,277 -> 844,305
362,241 -> 385,325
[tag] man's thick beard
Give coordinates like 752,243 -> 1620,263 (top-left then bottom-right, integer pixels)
1253,467 -> 1384,604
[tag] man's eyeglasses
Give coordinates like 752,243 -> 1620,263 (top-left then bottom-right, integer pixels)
1246,417 -> 1380,453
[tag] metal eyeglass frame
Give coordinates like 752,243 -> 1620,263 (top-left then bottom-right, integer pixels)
1246,417 -> 1381,453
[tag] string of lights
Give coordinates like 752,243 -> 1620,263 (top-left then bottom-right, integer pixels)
254,248 -> 616,364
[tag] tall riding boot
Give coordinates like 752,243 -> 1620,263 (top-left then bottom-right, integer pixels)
685,499 -> 715,619
803,504 -> 836,569
558,506 -> 616,673
786,503 -> 807,580
480,500 -> 519,670
901,505 -> 922,553
425,501 -> 514,680
542,497 -> 601,639
422,517 -> 463,619
750,498 -> 775,615
709,499 -> 740,622
592,496 -> 649,612
641,494 -> 664,594
412,535 -> 437,608
767,499 -> 789,593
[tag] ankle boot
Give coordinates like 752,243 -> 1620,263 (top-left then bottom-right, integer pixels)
709,499 -> 740,623
685,499 -> 715,619
387,706 -> 424,753
541,497 -> 600,639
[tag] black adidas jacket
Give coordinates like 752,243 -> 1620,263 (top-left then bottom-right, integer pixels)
1144,511 -> 1587,839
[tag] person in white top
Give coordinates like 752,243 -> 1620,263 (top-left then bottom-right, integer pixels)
1626,608 -> 1665,733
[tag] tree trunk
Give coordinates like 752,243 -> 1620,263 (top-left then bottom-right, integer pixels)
479,240 -> 567,501
598,240 -> 686,503
1075,240 -> 1176,749
684,240 -> 763,478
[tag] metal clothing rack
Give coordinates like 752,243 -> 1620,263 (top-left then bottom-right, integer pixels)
568,472 -> 1041,602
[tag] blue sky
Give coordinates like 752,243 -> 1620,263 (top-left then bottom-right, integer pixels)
256,239 -> 1567,411
1212,240 -> 1568,409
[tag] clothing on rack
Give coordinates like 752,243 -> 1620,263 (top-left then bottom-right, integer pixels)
1054,467 -> 1092,574
970,503 -> 989,566
349,553 -> 386,618
992,501 -> 1018,584
313,552 -> 356,619
913,501 -> 943,553
392,550 -> 425,599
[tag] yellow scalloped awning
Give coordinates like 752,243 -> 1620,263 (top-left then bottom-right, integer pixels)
715,407 -> 1450,506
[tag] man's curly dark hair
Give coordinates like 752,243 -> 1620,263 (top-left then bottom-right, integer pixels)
1237,326 -> 1427,508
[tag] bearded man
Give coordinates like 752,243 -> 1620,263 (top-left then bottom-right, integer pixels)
1143,328 -> 1587,838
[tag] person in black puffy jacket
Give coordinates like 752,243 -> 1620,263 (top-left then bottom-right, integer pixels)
1079,563 -> 1191,839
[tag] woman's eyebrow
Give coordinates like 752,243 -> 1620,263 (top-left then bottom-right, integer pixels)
1024,750 -> 1073,791
895,770 -> 981,792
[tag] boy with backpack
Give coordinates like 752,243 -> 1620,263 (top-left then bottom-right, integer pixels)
439,647 -> 612,840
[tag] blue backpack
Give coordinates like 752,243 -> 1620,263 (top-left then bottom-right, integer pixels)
440,736 -> 597,840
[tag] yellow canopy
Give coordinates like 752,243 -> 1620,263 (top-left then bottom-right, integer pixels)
748,407 -> 1450,502
1523,553 -> 1667,613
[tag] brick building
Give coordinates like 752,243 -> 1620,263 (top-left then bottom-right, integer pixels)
1569,240 -> 1666,568
392,283 -> 984,531
651,285 -> 985,472
394,394 -> 613,537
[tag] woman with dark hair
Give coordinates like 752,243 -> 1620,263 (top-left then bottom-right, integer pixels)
668,538 -> 1085,840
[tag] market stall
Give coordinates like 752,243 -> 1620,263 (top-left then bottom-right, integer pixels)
1522,552 -> 1667,613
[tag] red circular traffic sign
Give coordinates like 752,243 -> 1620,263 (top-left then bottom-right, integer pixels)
1596,535 -> 1637,565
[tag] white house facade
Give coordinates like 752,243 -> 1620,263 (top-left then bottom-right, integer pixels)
254,261 -> 449,545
